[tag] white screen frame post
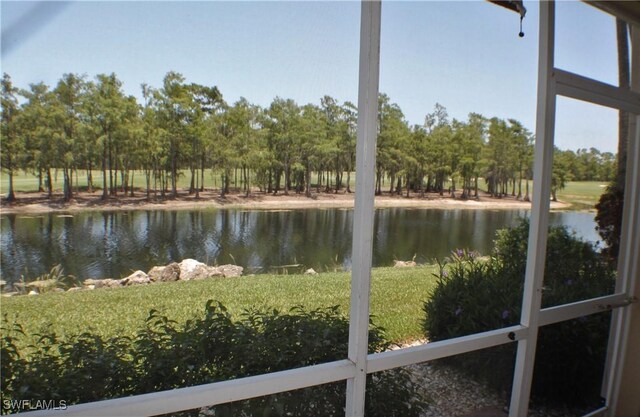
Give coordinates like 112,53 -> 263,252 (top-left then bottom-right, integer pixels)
606,24 -> 640,416
345,1 -> 382,416
509,1 -> 557,415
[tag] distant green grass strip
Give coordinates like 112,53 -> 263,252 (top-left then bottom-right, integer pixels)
556,181 -> 608,210
2,266 -> 438,347
1,171 -> 608,211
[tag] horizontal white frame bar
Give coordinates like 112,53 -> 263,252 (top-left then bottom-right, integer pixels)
367,325 -> 526,374
539,293 -> 631,327
582,406 -> 608,417
368,293 -> 634,375
22,360 -> 355,417
555,68 -> 640,114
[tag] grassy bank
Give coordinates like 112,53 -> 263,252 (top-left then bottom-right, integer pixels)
556,181 -> 608,209
2,266 -> 438,348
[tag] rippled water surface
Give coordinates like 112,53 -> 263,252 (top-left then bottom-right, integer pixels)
0,208 -> 599,283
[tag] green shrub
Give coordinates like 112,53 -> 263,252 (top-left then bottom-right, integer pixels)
595,180 -> 623,262
423,220 -> 615,406
1,302 -> 426,416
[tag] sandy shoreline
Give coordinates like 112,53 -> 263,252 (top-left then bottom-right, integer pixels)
0,190 -> 572,215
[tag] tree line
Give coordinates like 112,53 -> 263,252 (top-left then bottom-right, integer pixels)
1,72 -> 616,203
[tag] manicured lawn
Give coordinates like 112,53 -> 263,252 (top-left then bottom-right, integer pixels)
0,170 -> 224,193
556,181 -> 608,209
0,170 -> 357,194
2,266 -> 438,348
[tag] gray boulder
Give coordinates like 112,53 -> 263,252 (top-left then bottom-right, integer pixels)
148,263 -> 181,282
217,264 -> 243,278
83,278 -> 122,288
178,259 -> 242,280
179,259 -> 209,280
122,270 -> 151,286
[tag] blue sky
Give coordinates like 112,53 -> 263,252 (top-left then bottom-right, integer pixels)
1,1 -> 619,153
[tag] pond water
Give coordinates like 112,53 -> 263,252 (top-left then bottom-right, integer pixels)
0,208 -> 600,284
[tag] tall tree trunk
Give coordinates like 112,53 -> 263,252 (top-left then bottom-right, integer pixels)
47,168 -> 53,199
274,170 -> 281,194
170,141 -> 177,199
189,168 -> 196,194
87,163 -> 93,193
405,175 -> 410,197
113,157 -> 119,196
234,167 -> 238,189
305,163 -> 312,198
63,168 -> 72,202
6,171 -> 15,202
517,170 -> 523,200
108,138 -> 114,196
38,170 -> 44,193
146,169 -> 151,200
244,166 -> 250,197
283,161 -> 290,195
74,168 -> 80,195
474,176 -> 479,198
101,142 -> 108,200
120,167 -> 127,195
200,154 -> 205,192
194,167 -> 200,199
160,169 -> 166,198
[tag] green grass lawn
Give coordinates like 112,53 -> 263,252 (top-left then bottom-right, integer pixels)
0,170 -> 357,194
2,266 -> 438,349
0,169 -> 224,193
556,181 -> 609,209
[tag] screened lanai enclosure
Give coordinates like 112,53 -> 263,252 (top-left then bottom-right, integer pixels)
17,1 -> 640,416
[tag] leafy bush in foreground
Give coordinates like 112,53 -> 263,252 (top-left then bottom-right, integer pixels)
1,302 -> 426,416
423,220 -> 615,406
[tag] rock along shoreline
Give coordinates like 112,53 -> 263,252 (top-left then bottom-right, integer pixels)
2,259 -> 244,297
